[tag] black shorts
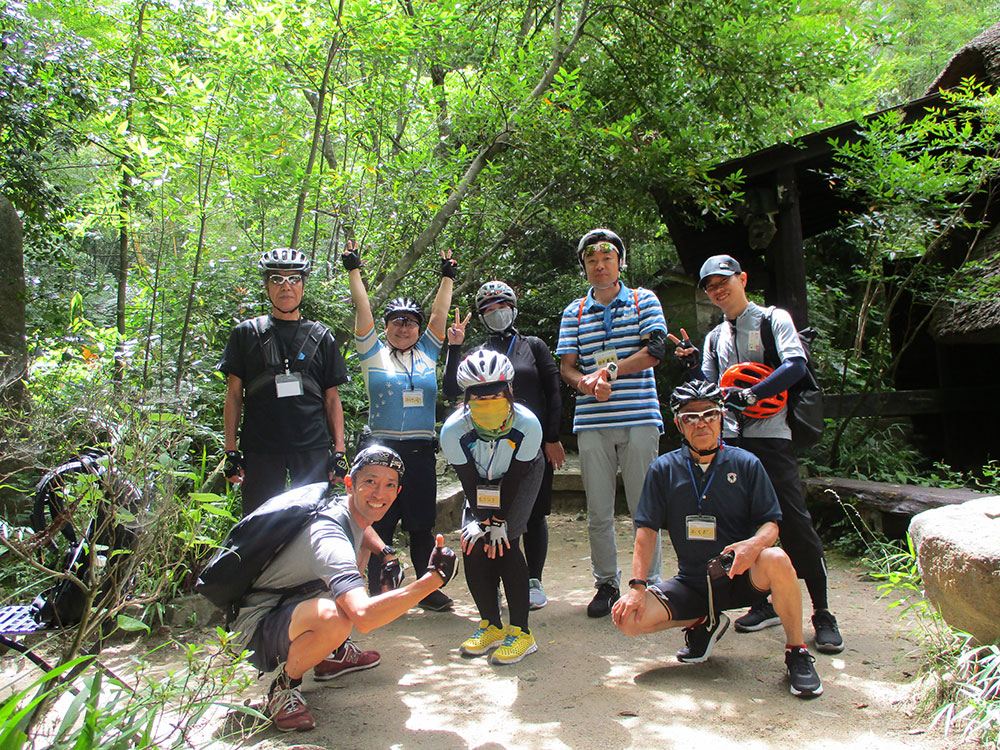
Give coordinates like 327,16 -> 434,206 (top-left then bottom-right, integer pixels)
246,598 -> 346,673
649,573 -> 769,622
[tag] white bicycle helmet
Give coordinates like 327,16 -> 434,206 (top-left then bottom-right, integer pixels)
258,247 -> 311,276
456,350 -> 515,391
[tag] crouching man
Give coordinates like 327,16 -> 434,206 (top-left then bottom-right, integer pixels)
230,445 -> 458,731
611,381 -> 823,698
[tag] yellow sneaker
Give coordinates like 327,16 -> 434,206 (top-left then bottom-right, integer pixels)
460,620 -> 506,655
490,626 -> 537,665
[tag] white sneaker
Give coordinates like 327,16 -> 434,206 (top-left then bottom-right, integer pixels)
528,578 -> 547,610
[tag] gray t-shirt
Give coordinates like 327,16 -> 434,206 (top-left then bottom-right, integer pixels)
231,497 -> 366,648
701,301 -> 805,440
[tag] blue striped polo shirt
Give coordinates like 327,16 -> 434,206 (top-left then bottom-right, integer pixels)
556,283 -> 666,433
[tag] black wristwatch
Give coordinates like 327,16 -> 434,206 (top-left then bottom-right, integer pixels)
380,545 -> 397,559
628,578 -> 648,589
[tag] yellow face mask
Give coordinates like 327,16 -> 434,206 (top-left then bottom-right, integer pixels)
468,397 -> 512,432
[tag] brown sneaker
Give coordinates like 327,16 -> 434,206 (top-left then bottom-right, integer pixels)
313,638 -> 381,681
268,686 -> 315,732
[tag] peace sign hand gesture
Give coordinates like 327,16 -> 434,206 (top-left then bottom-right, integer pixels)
668,328 -> 701,370
448,307 -> 472,344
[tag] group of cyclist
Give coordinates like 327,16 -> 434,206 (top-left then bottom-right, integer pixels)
218,228 -> 839,731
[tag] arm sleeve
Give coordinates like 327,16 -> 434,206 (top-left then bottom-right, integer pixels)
750,357 -> 806,399
529,338 -> 563,442
443,344 -> 464,401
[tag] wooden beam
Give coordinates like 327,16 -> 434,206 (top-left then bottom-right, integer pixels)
804,477 -> 985,517
822,387 -> 1000,418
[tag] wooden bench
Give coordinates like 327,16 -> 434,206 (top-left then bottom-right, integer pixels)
803,476 -> 991,537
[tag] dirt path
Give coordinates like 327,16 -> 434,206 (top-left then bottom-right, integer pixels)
215,512 -> 958,750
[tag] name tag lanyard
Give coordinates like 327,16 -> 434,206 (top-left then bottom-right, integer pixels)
686,457 -> 718,514
273,319 -> 303,375
390,348 -> 416,390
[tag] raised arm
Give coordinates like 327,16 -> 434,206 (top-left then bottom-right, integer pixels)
342,240 -> 375,334
426,249 -> 458,339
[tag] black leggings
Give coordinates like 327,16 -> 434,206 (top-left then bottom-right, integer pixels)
464,537 -> 530,631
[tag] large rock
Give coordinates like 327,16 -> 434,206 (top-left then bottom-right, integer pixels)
909,496 -> 1000,644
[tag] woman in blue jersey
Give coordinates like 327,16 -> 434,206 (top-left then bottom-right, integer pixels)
441,350 -> 544,664
443,280 -> 564,610
343,240 -> 457,611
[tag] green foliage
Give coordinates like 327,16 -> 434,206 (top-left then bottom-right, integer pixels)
862,535 -> 1000,747
0,631 -> 260,748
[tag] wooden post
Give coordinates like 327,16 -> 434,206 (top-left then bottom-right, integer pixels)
767,166 -> 809,327
0,194 -> 27,407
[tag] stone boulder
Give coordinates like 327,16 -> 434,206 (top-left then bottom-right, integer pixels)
909,496 -> 1000,644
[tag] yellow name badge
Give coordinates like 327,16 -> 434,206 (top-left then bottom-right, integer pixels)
686,514 -> 717,541
402,389 -> 424,408
594,348 -> 618,367
477,485 -> 501,510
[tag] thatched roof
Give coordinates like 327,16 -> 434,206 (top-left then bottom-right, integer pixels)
930,224 -> 1000,344
926,21 -> 1000,94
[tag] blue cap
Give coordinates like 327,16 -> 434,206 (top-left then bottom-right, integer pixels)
698,255 -> 743,288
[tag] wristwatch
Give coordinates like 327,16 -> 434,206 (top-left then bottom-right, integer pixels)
628,578 -> 648,589
742,388 -> 758,406
605,362 -> 619,382
380,545 -> 397,559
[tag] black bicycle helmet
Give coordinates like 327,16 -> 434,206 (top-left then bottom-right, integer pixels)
382,297 -> 425,326
669,380 -> 724,416
577,228 -> 627,271
258,247 -> 311,276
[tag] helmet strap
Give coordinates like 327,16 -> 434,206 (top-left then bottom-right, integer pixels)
682,436 -> 722,458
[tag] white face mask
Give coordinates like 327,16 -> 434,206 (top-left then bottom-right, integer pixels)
482,306 -> 516,332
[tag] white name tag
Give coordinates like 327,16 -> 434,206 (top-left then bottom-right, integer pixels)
747,330 -> 762,352
477,485 -> 501,509
594,348 -> 618,367
686,514 -> 717,541
402,389 -> 423,407
275,372 -> 304,398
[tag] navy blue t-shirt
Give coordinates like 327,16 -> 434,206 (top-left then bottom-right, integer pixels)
634,446 -> 782,585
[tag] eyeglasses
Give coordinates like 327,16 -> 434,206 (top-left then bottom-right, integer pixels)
388,317 -> 419,329
267,274 -> 303,286
677,408 -> 723,426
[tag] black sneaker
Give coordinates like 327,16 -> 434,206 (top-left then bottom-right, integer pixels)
812,609 -> 844,654
785,647 -> 824,697
676,613 -> 730,663
419,590 -> 453,611
733,599 -> 781,632
586,582 -> 619,618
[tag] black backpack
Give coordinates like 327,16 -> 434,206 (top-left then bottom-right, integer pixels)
758,307 -> 824,452
244,315 -> 328,399
708,307 -> 824,452
29,451 -> 142,628
195,482 -> 335,625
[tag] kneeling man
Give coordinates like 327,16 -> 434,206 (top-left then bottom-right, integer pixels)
611,381 -> 822,698
231,445 -> 458,730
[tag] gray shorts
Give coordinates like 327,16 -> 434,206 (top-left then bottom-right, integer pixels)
246,600 -> 299,672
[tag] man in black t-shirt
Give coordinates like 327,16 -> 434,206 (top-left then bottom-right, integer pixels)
219,248 -> 349,515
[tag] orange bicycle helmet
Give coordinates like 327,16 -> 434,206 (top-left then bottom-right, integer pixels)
719,362 -> 787,419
